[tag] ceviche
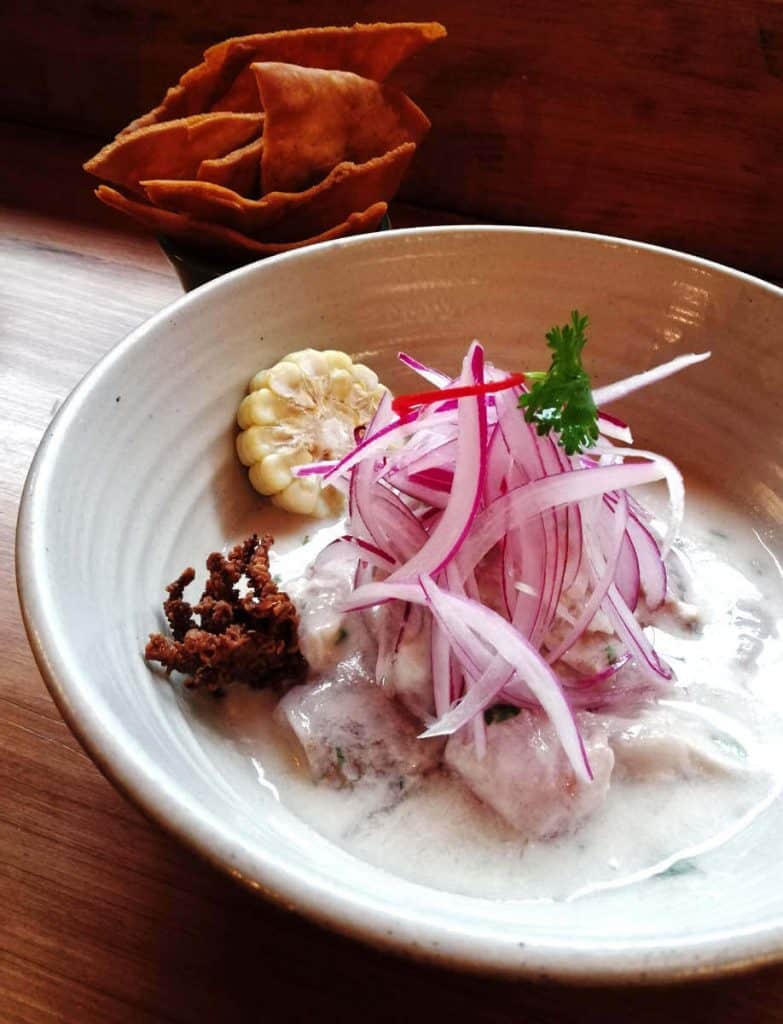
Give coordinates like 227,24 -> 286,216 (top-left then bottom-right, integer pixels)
146,315 -> 783,898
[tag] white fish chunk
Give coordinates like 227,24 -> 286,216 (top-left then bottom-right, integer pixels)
277,658 -> 443,786
383,613 -> 434,721
286,566 -> 371,672
444,710 -> 614,838
606,706 -> 747,779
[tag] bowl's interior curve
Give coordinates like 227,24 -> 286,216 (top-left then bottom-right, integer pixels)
17,227 -> 783,982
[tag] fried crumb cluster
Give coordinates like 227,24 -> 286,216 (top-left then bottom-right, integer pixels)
145,533 -> 307,693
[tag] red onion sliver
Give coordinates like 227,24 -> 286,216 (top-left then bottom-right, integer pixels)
456,460 -> 673,582
597,411 -> 633,444
596,498 -> 640,611
397,351 -> 452,388
602,581 -> 673,684
314,536 -> 395,574
593,444 -> 683,556
324,410 -> 416,482
418,576 -> 590,781
386,343 -> 488,580
546,493 -> 631,665
292,460 -> 338,477
593,351 -> 710,407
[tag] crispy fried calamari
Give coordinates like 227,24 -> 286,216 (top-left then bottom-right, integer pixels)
145,533 -> 307,692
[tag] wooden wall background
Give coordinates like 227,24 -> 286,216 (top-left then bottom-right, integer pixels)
2,0 -> 783,280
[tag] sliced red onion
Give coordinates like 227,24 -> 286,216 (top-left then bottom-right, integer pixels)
397,351 -> 452,388
596,497 -> 640,611
602,582 -> 673,684
563,654 -> 631,688
456,460 -> 674,582
340,579 -> 422,613
626,509 -> 667,609
292,459 -> 338,478
376,601 -> 407,687
546,493 -> 630,665
431,620 -> 452,718
494,385 -> 551,636
326,340 -> 696,765
593,444 -> 683,556
593,351 -> 710,407
387,474 -> 449,509
604,493 -> 667,609
324,410 -> 416,483
381,437 -> 458,483
386,343 -> 488,580
597,411 -> 633,444
314,535 -> 395,574
418,576 -> 590,781
426,654 -> 515,739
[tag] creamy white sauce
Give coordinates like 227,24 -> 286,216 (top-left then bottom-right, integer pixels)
198,485 -> 783,901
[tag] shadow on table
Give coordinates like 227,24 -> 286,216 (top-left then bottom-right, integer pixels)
135,829 -> 783,1024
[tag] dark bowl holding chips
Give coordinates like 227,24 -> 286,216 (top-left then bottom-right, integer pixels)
158,212 -> 393,291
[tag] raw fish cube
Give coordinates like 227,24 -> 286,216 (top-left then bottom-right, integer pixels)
445,710 -> 613,838
278,664 -> 443,786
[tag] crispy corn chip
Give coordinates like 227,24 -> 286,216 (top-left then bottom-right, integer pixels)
197,138 -> 263,196
143,143 -> 413,242
254,63 -> 430,193
120,22 -> 445,134
95,185 -> 388,254
85,113 -> 262,195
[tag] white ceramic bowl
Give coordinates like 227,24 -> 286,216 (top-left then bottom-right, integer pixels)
17,226 -> 783,983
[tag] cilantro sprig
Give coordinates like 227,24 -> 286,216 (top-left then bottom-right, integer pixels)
519,310 -> 599,455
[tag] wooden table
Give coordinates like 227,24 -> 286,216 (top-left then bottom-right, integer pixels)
3,119 -> 782,1023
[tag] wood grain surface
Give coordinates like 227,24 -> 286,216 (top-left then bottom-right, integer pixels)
3,120 -> 783,1023
3,0 -> 783,280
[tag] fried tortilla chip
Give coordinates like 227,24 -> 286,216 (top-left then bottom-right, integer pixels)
254,63 -> 430,194
197,138 -> 263,196
143,143 -> 413,243
119,22 -> 446,134
85,113 -> 263,195
95,185 -> 388,255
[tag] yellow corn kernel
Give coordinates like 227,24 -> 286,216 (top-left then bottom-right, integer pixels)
329,367 -> 353,401
237,388 -> 285,428
236,425 -> 274,466
249,452 -> 293,495
248,368 -> 270,392
323,350 -> 353,371
289,348 -> 328,378
266,360 -> 304,400
273,477 -> 320,516
351,363 -> 380,390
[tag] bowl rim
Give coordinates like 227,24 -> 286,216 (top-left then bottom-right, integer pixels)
15,224 -> 783,985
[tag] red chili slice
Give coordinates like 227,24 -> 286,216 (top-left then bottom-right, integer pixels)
391,373 -> 525,418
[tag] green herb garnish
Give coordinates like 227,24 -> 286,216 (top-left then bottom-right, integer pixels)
519,310 -> 599,455
335,746 -> 345,767
484,704 -> 521,725
335,626 -> 349,645
606,644 -> 618,665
